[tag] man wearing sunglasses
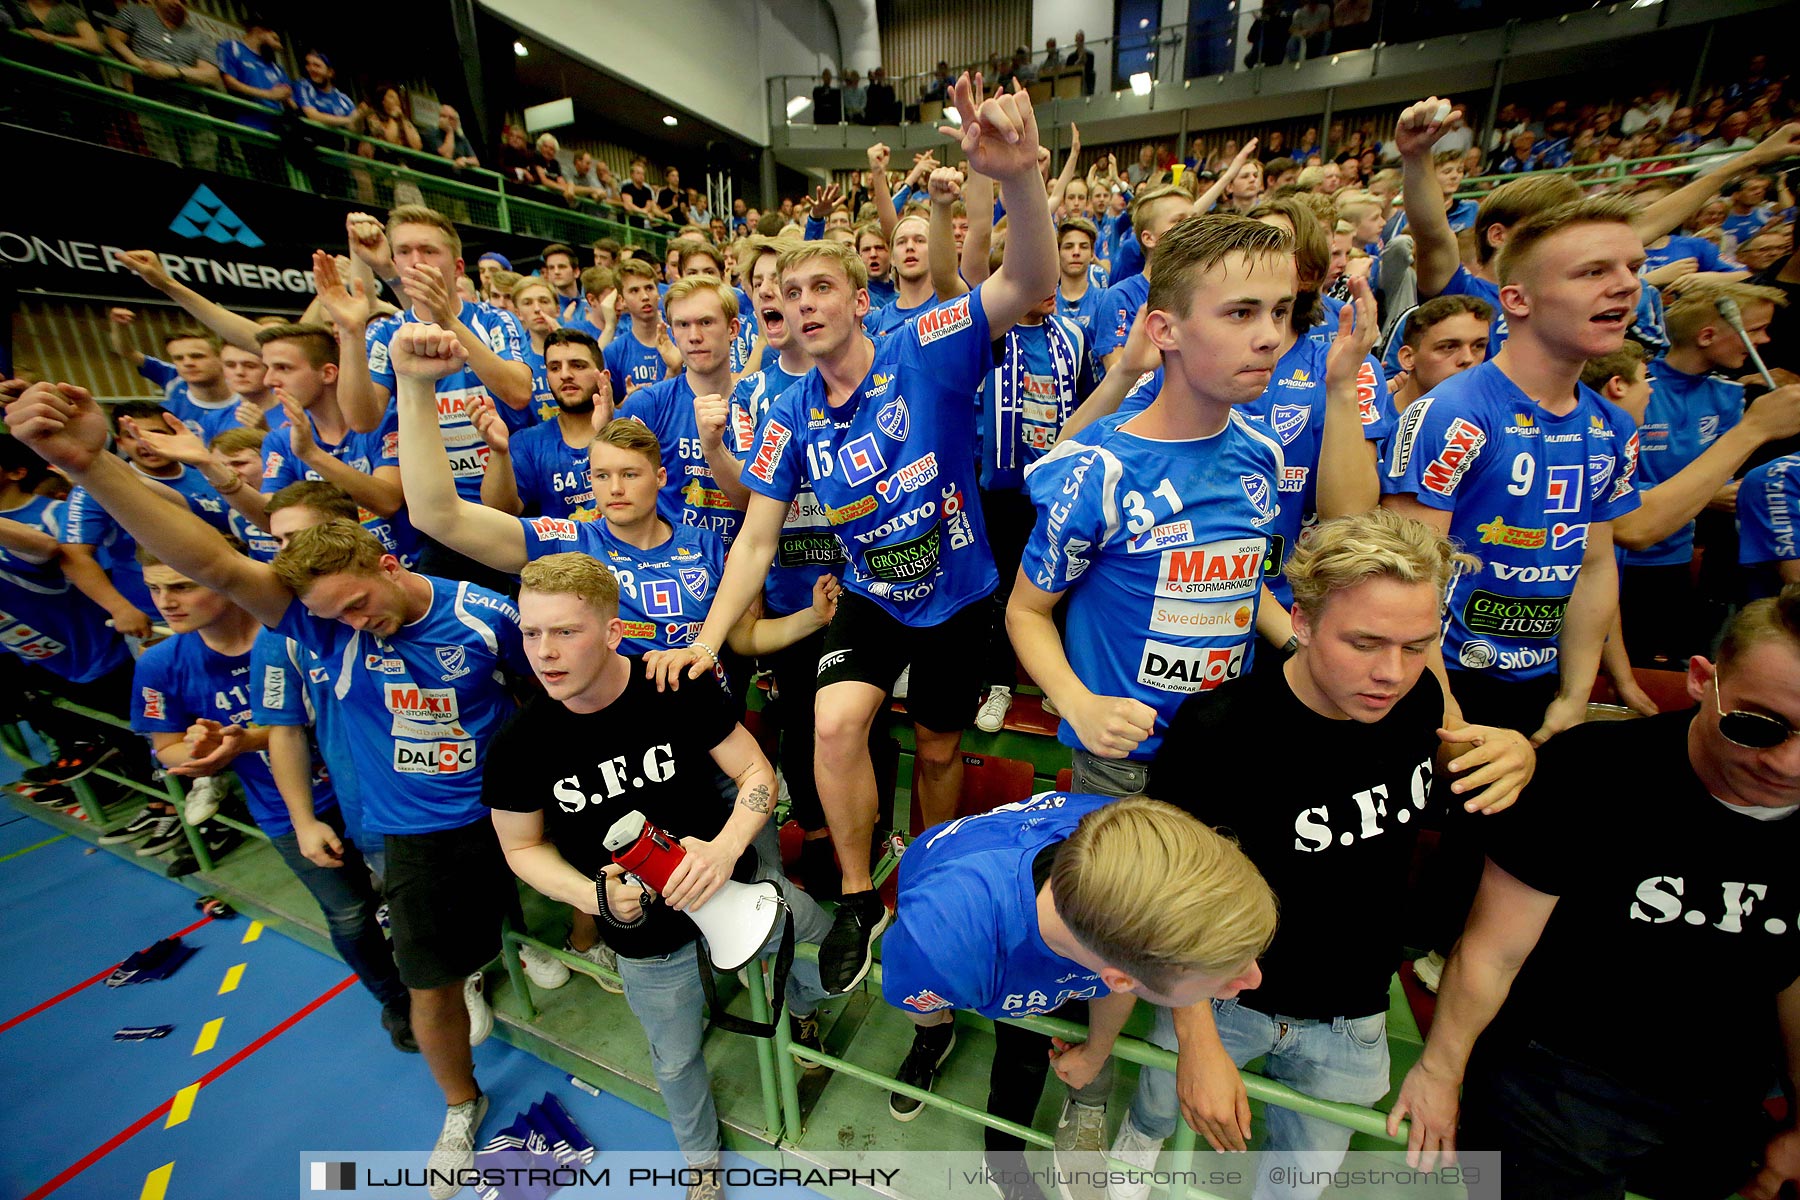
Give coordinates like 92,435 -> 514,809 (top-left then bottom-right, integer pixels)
1388,588 -> 1800,1200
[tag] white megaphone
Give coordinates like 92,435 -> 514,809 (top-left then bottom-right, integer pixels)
603,810 -> 785,973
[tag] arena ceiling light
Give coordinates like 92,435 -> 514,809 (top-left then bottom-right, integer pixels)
663,115 -> 678,126
1130,72 -> 1153,95
513,41 -> 528,56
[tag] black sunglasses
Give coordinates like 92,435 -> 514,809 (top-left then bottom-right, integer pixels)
1714,672 -> 1799,750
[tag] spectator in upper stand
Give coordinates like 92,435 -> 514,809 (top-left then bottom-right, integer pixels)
1126,144 -> 1157,188
1040,38 -> 1061,74
565,152 -> 602,200
14,0 -> 104,54
435,105 -> 479,169
295,51 -> 360,129
215,18 -> 291,128
866,66 -> 898,124
616,159 -> 660,225
656,167 -> 687,223
1065,31 -> 1095,94
1330,0 -> 1373,50
1664,107 -> 1700,150
1700,111 -> 1759,161
1740,223 -> 1795,273
1288,0 -> 1332,61
1691,97 -> 1727,143
1010,46 -> 1038,87
497,124 -> 537,184
685,190 -> 713,228
811,68 -> 841,124
1244,4 -> 1289,67
1433,109 -> 1474,156
1724,52 -> 1773,104
533,134 -> 572,198
841,69 -> 867,124
359,85 -> 423,156
105,0 -> 220,90
1496,130 -> 1543,175
923,61 -> 952,103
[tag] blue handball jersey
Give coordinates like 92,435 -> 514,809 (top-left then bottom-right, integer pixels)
745,288 -> 999,625
65,464 -> 232,613
733,360 -> 846,617
509,419 -> 600,521
603,326 -> 667,398
1625,360 -> 1745,567
620,374 -> 756,548
251,628 -> 362,838
1056,280 -> 1112,343
881,792 -> 1109,1021
0,496 -> 130,683
518,516 -> 725,654
863,296 -> 933,342
1116,339 -> 1393,609
139,358 -> 242,443
132,631 -> 333,837
260,409 -> 419,567
366,299 -> 528,502
272,577 -> 527,836
1092,273 -> 1150,361
1737,453 -> 1800,601
1385,361 -> 1641,682
1023,408 -> 1285,760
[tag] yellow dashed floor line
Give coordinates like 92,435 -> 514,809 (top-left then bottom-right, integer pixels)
165,1083 -> 200,1129
191,1017 -> 222,1055
241,920 -> 263,944
139,1161 -> 174,1199
218,963 -> 246,995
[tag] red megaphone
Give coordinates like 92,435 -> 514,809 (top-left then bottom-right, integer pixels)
603,811 -> 785,972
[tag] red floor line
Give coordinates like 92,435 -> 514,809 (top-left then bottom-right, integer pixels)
0,914 -> 215,1036
20,973 -> 357,1200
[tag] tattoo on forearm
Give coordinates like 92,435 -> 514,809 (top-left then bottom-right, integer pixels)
739,783 -> 772,813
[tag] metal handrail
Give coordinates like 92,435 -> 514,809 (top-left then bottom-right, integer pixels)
1454,142 -> 1764,197
1,37 -> 679,251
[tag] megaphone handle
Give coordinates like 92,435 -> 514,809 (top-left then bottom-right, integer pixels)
597,870 -> 655,929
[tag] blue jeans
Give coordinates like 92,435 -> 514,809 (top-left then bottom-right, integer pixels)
1128,999 -> 1391,1200
614,847 -> 832,1164
269,806 -> 406,1011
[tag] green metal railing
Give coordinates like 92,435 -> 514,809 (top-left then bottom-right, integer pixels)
1455,143 -> 1763,199
0,38 -> 672,259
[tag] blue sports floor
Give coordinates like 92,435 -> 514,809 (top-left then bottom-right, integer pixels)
0,767 -> 821,1200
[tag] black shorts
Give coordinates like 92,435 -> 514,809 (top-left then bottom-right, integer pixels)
383,819 -> 518,990
816,590 -> 990,733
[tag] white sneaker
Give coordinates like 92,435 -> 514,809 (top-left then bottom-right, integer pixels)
975,686 -> 1014,733
427,1092 -> 489,1200
1040,693 -> 1060,718
893,665 -> 910,700
1412,950 -> 1445,993
464,971 -> 493,1046
1106,1113 -> 1165,1200
567,938 -> 624,994
519,943 -> 570,990
183,775 -> 226,825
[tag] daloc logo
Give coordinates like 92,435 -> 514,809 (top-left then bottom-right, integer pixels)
169,184 -> 264,248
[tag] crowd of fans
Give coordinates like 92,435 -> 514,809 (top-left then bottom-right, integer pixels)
5,20 -> 1800,1200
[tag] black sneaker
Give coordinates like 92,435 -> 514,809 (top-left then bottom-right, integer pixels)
136,814 -> 186,856
22,742 -> 118,786
818,889 -> 889,994
889,1022 -> 956,1121
382,999 -> 420,1053
790,1011 -> 825,1073
200,821 -> 241,858
100,806 -> 165,845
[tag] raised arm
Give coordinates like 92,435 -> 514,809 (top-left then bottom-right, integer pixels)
868,143 -> 899,242
1395,97 -> 1464,299
311,251 -> 387,434
389,326 -> 526,570
468,398 -> 524,516
105,307 -> 147,369
939,76 -> 1058,337
1632,124 -> 1800,245
115,249 -> 264,351
1046,123 -> 1083,214
1312,279 -> 1382,518
402,263 -> 533,409
1613,385 -> 1800,549
927,167 -> 970,300
1195,137 -> 1258,215
959,170 -> 996,288
4,383 -> 291,626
